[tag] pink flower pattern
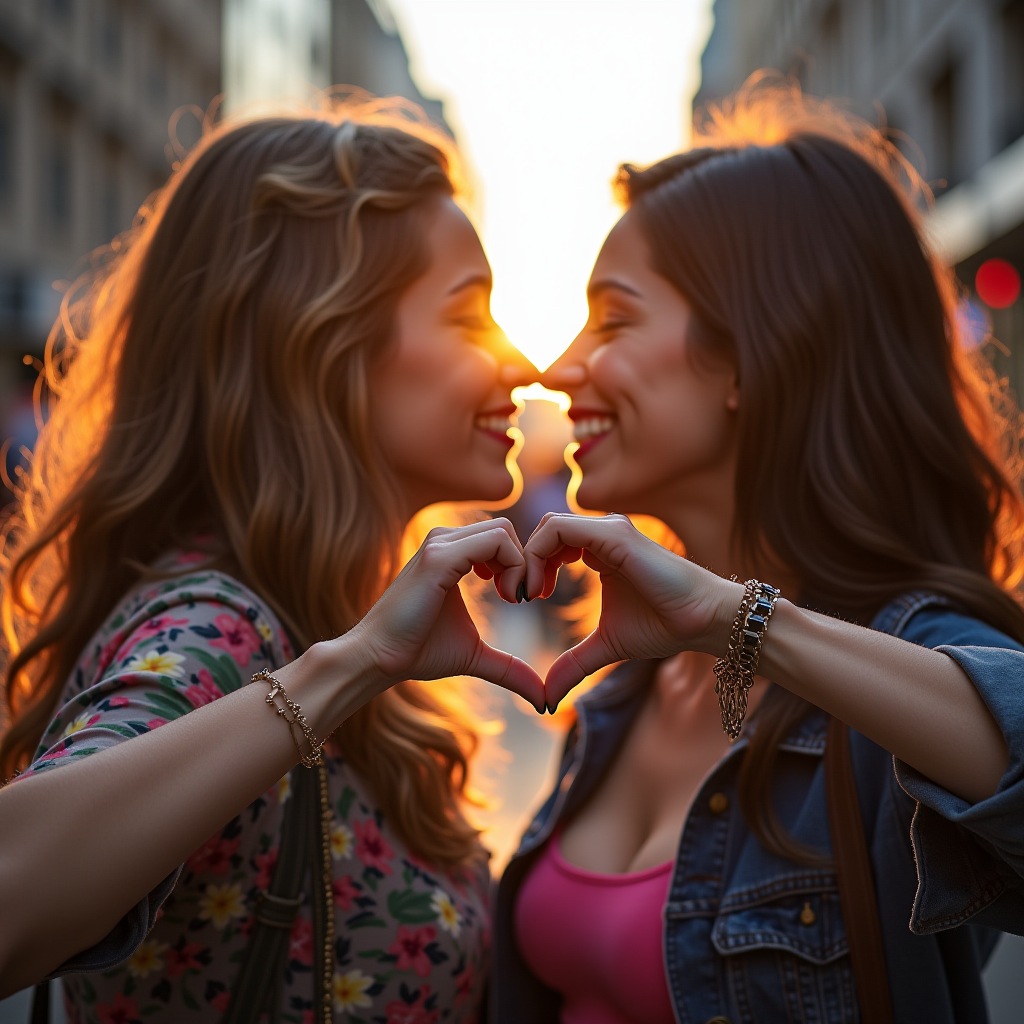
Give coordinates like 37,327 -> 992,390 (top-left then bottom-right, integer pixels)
186,833 -> 240,876
389,925 -> 438,978
208,612 -> 263,667
183,668 -> 222,709
333,874 -> 359,910
354,817 -> 395,875
20,555 -> 488,1023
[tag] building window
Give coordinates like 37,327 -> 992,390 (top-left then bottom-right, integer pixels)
930,60 -> 960,193
1003,0 -> 1024,148
46,102 -> 74,235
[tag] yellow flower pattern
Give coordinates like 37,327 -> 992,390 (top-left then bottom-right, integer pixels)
333,969 -> 373,1011
331,822 -> 354,859
125,649 -> 186,677
432,887 -> 463,937
128,939 -> 168,978
198,882 -> 247,929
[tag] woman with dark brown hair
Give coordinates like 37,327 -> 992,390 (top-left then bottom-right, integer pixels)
0,103 -> 544,1022
495,81 -> 1024,1023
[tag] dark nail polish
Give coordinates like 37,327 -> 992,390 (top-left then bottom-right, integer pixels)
515,580 -> 527,604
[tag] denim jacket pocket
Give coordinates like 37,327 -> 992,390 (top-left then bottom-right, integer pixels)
709,878 -> 859,1024
711,884 -> 847,963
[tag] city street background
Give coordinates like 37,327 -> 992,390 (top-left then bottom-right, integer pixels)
1,0 -> 1023,1020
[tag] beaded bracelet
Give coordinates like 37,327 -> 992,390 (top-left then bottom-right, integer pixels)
254,667 -> 325,768
712,579 -> 781,739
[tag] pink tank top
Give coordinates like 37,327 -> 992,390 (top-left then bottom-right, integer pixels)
514,832 -> 676,1024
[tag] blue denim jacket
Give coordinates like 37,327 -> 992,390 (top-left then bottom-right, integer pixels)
492,593 -> 1024,1023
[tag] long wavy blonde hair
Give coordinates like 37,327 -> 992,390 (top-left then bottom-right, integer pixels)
1,100 -> 489,867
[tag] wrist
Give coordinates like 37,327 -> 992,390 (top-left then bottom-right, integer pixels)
274,631 -> 385,739
698,575 -> 747,657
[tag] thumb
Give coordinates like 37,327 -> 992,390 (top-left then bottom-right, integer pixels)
544,632 -> 618,713
470,640 -> 546,714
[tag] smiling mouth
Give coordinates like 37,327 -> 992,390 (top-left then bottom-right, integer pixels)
571,413 -> 617,457
474,410 -> 516,447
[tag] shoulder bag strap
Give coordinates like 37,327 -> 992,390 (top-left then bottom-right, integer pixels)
825,716 -> 894,1024
222,765 -> 315,1024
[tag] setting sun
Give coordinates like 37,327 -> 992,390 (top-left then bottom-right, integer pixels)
389,0 -> 713,370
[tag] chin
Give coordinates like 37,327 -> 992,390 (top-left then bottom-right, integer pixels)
573,471 -> 619,514
447,465 -> 516,506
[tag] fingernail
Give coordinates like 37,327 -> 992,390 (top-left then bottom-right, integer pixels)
515,580 -> 527,604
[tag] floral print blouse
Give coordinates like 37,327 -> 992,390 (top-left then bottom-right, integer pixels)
21,554 -> 490,1024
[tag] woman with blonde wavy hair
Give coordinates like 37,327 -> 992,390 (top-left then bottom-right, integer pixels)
0,102 -> 542,1023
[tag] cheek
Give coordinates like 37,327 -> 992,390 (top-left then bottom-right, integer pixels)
592,340 -> 732,460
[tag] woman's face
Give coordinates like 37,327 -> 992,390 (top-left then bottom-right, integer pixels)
544,211 -> 739,525
370,198 -> 536,514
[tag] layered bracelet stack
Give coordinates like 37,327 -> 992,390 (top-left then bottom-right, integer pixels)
255,667 -> 325,768
713,579 -> 781,740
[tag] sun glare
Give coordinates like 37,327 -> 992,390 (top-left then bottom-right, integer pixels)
388,0 -> 714,370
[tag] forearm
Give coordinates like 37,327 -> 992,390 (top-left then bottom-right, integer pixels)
757,600 -> 1008,804
0,636 -> 377,993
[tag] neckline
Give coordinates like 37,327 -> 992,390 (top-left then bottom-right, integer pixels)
551,833 -> 674,885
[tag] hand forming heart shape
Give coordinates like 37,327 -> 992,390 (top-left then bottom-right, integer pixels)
354,513 -> 742,716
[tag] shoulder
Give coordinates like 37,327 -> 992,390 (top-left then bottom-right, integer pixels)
79,559 -> 294,691
26,559 -> 293,773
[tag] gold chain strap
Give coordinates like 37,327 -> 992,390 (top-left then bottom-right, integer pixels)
713,579 -> 781,739
315,762 -> 335,1023
254,669 -> 334,1020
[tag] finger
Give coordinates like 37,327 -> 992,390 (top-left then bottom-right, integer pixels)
472,563 -> 495,581
470,641 -> 546,714
438,516 -> 524,552
544,631 -> 619,712
524,513 -> 635,598
419,527 -> 525,603
541,545 -> 583,599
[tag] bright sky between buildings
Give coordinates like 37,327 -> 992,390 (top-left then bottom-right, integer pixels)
388,0 -> 714,371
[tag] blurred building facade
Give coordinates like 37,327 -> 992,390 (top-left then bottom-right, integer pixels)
0,0 -> 220,503
0,0 -> 221,357
697,0 -> 1024,396
225,0 -> 447,131
331,0 -> 446,129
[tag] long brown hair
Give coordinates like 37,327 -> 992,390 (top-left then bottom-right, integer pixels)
1,100 -> 487,867
616,75 -> 1024,864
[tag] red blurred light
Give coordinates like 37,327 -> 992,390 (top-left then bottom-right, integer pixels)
975,259 -> 1021,309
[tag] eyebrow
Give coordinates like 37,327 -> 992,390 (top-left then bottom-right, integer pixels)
447,273 -> 493,296
587,278 -> 642,301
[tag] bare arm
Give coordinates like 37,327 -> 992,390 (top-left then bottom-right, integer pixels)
756,599 -> 1008,803
0,640 -> 368,994
524,513 -> 1010,807
0,519 -> 543,994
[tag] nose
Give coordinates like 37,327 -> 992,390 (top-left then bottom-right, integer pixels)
541,334 -> 588,391
488,328 -> 541,388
